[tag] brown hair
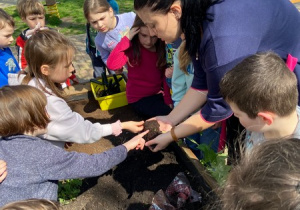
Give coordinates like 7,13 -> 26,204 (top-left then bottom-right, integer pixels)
129,15 -> 166,70
83,0 -> 111,20
0,85 -> 49,137
0,8 -> 15,30
1,198 -> 60,210
22,30 -> 75,98
17,0 -> 45,19
222,138 -> 300,210
219,51 -> 298,118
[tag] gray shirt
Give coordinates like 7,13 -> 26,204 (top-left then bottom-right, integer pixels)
0,135 -> 127,206
246,106 -> 300,150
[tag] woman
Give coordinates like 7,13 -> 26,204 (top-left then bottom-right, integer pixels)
134,0 -> 300,153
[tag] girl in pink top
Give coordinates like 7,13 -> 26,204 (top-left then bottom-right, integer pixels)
107,16 -> 172,119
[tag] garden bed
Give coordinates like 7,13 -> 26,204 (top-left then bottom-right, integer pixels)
61,83 -> 219,209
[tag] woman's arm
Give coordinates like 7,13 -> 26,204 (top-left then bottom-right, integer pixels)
146,110 -> 214,152
166,88 -> 207,126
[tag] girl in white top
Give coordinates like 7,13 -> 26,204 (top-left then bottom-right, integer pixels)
9,30 -> 143,148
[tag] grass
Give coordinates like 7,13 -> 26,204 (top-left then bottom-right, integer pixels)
4,0 -> 133,37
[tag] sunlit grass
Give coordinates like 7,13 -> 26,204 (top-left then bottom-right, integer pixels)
4,0 -> 133,37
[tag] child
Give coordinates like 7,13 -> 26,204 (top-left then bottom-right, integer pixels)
1,199 -> 60,210
0,9 -> 20,88
107,16 -> 173,119
222,138 -> 300,210
85,0 -> 119,78
16,0 -> 78,86
172,39 -> 220,159
83,0 -> 136,71
0,85 -> 148,206
165,38 -> 181,89
8,30 -> 144,148
219,51 -> 300,149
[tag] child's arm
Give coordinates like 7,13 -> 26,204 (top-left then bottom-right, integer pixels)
45,96 -> 115,144
38,131 -> 148,180
15,35 -> 27,70
0,160 -> 7,183
107,27 -> 140,70
121,121 -> 144,133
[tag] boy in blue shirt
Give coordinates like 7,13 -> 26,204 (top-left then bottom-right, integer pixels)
0,9 -> 20,88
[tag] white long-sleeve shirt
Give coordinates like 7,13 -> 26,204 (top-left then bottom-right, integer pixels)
8,74 -> 118,147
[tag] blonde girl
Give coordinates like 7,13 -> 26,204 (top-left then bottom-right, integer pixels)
83,0 -> 136,69
8,30 -> 143,147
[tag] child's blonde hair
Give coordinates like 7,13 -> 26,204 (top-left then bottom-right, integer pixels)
222,138 -> 300,210
0,8 -> 15,30
178,40 -> 191,74
1,198 -> 60,210
17,0 -> 45,19
0,85 -> 49,137
83,0 -> 111,20
22,30 -> 76,98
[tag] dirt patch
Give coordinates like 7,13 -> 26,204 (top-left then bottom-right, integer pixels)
62,96 -> 211,210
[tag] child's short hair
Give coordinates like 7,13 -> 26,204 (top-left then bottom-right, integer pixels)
17,0 -> 45,19
23,30 -> 75,98
0,85 -> 49,137
0,8 -> 15,30
1,198 -> 60,210
222,138 -> 300,210
83,0 -> 111,20
219,51 -> 298,118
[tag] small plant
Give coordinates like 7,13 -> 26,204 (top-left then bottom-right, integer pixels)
58,179 -> 83,205
187,138 -> 231,186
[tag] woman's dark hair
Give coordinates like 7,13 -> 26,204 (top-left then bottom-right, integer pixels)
129,15 -> 166,69
134,0 -> 222,57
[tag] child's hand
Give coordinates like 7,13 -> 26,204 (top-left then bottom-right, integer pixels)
121,121 -> 144,133
0,160 -> 7,183
126,27 -> 140,40
123,130 -> 149,151
165,66 -> 174,78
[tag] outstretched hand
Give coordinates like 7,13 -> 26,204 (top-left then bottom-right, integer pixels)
122,121 -> 144,133
123,130 -> 149,151
0,160 -> 7,183
148,116 -> 173,133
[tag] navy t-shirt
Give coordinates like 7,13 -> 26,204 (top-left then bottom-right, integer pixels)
192,0 -> 300,122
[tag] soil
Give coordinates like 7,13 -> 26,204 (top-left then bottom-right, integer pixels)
142,120 -> 162,142
61,95 -> 213,210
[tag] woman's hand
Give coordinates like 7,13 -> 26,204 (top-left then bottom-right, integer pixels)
0,160 -> 7,183
126,27 -> 140,40
150,116 -> 173,132
123,130 -> 149,151
122,121 -> 144,133
145,132 -> 174,152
